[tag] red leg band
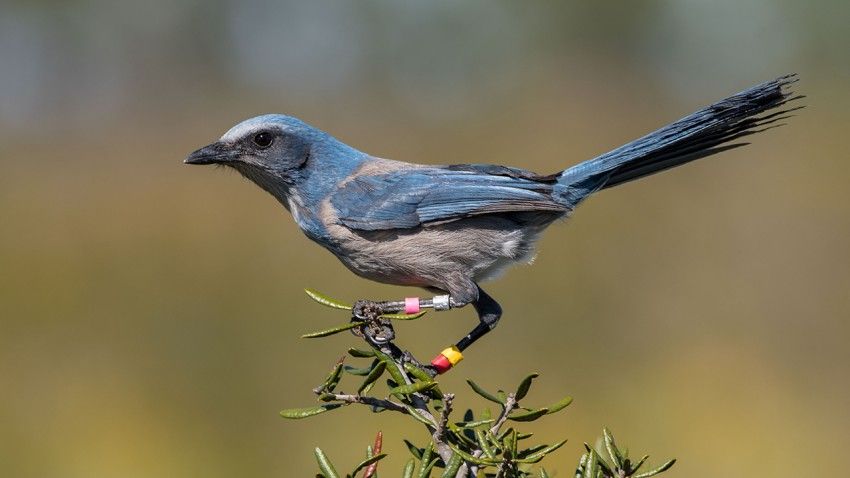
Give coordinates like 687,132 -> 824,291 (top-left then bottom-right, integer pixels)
430,354 -> 452,374
430,346 -> 463,374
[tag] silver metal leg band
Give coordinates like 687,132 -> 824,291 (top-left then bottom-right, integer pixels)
432,294 -> 451,311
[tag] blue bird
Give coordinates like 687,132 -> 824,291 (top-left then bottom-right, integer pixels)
186,75 -> 800,373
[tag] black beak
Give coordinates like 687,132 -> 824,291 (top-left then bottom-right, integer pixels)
184,142 -> 238,165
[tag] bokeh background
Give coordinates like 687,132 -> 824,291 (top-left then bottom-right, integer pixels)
1,1 -> 848,477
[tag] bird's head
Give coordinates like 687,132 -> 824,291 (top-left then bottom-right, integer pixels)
185,114 -> 345,199
186,114 -> 314,177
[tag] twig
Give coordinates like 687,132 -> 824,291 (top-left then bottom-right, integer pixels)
464,392 -> 518,477
491,393 -> 517,435
365,336 -> 455,464
433,393 -> 454,443
320,392 -> 408,414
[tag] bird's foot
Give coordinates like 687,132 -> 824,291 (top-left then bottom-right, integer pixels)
350,300 -> 395,345
352,299 -> 384,321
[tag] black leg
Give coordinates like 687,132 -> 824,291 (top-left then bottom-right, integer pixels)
349,284 -> 501,375
455,285 -> 502,352
351,295 -> 453,320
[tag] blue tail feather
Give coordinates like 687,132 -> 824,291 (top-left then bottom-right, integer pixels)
555,74 -> 801,207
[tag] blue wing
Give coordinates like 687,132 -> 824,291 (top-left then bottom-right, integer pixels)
331,166 -> 567,231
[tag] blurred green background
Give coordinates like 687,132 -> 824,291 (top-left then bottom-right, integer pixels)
1,1 -> 848,476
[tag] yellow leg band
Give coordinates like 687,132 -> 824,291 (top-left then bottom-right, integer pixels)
440,346 -> 464,366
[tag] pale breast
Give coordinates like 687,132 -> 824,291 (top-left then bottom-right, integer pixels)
318,197 -> 549,290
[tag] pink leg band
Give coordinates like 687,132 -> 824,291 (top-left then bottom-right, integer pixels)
404,297 -> 420,314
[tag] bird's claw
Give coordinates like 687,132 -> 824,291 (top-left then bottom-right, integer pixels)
350,300 -> 436,377
351,300 -> 395,345
352,299 -> 384,321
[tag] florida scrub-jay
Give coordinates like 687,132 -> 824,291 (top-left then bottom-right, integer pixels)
186,75 -> 799,373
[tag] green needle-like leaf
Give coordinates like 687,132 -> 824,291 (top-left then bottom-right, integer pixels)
634,459 -> 676,478
446,423 -> 479,449
320,357 -> 345,392
403,440 -> 424,460
593,453 -> 614,476
631,455 -> 650,474
583,449 -> 598,478
475,429 -> 496,459
545,396 -> 573,414
304,289 -> 352,310
350,454 -> 387,475
417,458 -> 438,478
603,428 -> 624,469
515,373 -> 539,401
380,311 -> 427,320
517,444 -> 549,458
498,426 -> 515,441
358,361 -> 386,394
314,447 -> 340,478
390,380 -> 438,396
403,362 -> 437,384
347,347 -> 375,358
374,350 -> 407,385
343,365 -> 373,376
280,403 -> 343,419
576,453 -> 588,478
505,428 -> 518,459
487,440 -> 503,458
417,444 -> 434,478
302,322 -> 359,338
516,439 -> 567,463
402,459 -> 415,478
508,408 -> 548,422
539,468 -> 550,478
445,442 -> 501,466
454,418 -> 495,428
440,453 -> 462,478
466,379 -> 503,404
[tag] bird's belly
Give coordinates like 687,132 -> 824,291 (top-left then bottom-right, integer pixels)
325,214 -> 546,289
473,246 -> 537,283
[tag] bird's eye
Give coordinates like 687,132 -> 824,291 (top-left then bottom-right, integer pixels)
253,132 -> 273,148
